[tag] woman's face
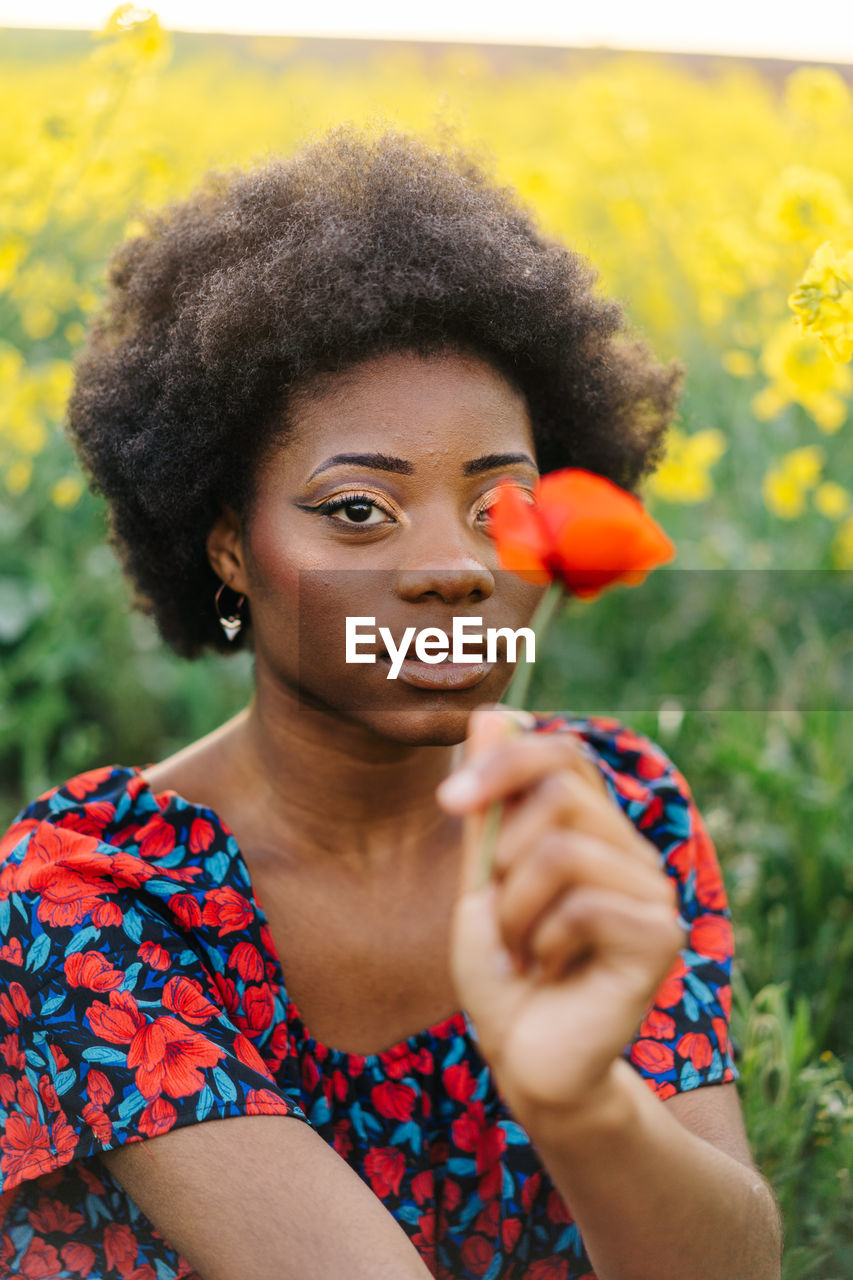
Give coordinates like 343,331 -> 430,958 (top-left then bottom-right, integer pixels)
215,348 -> 547,746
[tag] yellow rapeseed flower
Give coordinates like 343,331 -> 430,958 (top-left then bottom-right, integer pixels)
781,444 -> 825,488
789,241 -> 853,363
814,481 -> 852,519
832,513 -> 853,568
50,475 -> 84,509
721,349 -> 756,378
4,459 -> 32,495
754,323 -> 852,431
758,166 -> 851,245
785,67 -> 851,126
762,468 -> 806,518
647,426 -> 727,503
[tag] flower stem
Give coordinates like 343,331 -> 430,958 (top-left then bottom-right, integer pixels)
473,579 -> 565,891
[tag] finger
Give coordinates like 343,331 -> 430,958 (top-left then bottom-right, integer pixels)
437,730 -> 610,816
492,768 -> 660,881
451,705 -> 535,897
496,830 -> 677,964
527,885 -> 685,986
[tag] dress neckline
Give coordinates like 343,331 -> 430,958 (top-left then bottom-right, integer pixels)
127,764 -> 470,1067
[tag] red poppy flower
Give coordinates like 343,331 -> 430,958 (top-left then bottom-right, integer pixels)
488,467 -> 675,594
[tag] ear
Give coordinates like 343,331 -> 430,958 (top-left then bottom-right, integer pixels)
206,506 -> 249,595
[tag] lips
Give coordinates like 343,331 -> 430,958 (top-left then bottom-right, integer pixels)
378,651 -> 495,690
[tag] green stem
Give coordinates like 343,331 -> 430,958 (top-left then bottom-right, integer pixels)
473,579 -> 566,890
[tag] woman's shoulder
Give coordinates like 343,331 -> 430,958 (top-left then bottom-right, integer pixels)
530,709 -> 691,799
1,765 -> 150,862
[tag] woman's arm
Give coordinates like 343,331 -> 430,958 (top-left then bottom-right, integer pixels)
100,1113 -> 434,1280
513,1065 -> 782,1280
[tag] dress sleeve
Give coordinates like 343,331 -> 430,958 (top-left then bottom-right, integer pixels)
0,812 -> 312,1196
571,716 -> 740,1100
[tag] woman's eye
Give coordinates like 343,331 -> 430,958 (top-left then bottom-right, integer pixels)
476,486 -> 536,524
317,494 -> 394,527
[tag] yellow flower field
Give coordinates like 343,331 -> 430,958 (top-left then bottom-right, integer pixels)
1,6 -> 852,563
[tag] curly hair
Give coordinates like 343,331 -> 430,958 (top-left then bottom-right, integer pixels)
65,122 -> 682,659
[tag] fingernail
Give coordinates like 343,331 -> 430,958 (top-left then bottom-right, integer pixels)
437,770 -> 479,806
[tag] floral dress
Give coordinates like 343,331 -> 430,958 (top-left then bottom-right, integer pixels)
0,712 -> 738,1280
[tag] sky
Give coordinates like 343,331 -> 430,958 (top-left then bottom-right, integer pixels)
0,0 -> 852,64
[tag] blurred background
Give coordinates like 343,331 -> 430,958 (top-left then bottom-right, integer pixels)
1,4 -> 852,1272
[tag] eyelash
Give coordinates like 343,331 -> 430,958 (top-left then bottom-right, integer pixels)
314,488 -> 531,531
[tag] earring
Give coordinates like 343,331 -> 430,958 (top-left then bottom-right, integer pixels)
215,581 -> 245,641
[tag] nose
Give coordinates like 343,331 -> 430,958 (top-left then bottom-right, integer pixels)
395,532 -> 495,605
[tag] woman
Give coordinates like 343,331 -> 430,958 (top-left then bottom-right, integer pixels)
0,125 -> 781,1279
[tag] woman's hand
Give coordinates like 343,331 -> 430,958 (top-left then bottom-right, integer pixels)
436,704 -> 684,1124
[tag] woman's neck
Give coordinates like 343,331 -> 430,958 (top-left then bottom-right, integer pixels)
166,680 -> 468,882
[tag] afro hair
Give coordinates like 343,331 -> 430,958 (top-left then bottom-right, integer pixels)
65,122 -> 682,658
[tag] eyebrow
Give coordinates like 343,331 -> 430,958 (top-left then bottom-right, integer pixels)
306,451 -> 538,482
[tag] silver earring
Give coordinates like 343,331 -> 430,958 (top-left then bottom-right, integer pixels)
215,581 -> 245,641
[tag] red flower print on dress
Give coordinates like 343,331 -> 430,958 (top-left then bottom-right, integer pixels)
0,1115 -> 54,1184
138,1097 -> 177,1139
85,1069 -> 114,1108
0,1033 -> 26,1070
677,1032 -> 713,1069
64,952 -> 125,992
502,1217 -> 523,1251
126,1020 -> 227,1100
0,982 -> 32,1028
137,941 -> 171,971
201,886 -> 254,935
168,893 -> 203,930
103,1221 -> 138,1274
639,1007 -> 676,1039
630,1039 -> 675,1074
162,976 -> 220,1024
60,1242 -> 96,1277
654,955 -> 688,1008
443,1060 -> 478,1102
371,1081 -> 417,1122
241,983 -> 274,1034
364,1147 -> 406,1199
528,1261 -> 570,1280
18,1235 -> 61,1278
26,1195 -> 85,1234
0,938 -> 23,967
65,767 -> 116,801
135,820 -> 176,863
461,1234 -> 493,1277
228,941 -> 265,983
233,1033 -> 274,1078
188,817 -> 215,854
690,914 -> 734,963
82,1103 -> 113,1144
244,1088 -> 291,1115
86,989 -> 226,1099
